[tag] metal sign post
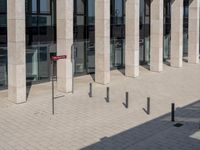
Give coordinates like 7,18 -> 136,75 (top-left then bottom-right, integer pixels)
51,61 -> 55,115
71,44 -> 77,93
51,55 -> 67,115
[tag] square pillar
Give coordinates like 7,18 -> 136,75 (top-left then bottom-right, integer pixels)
56,0 -> 73,93
7,0 -> 26,103
188,0 -> 200,64
125,0 -> 140,77
150,0 -> 164,72
171,0 -> 183,67
95,0 -> 110,84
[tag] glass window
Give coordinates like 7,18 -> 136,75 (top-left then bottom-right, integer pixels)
110,0 -> 125,69
163,0 -> 171,61
0,0 -> 7,90
74,0 -> 95,75
183,0 -> 189,56
139,0 -> 150,64
26,0 -> 56,84
0,0 -> 6,13
40,0 -> 51,14
26,0 -> 37,13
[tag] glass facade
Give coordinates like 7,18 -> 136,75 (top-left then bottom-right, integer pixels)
183,0 -> 189,57
139,0 -> 150,64
26,0 -> 56,84
163,0 -> 171,61
74,0 -> 95,75
0,0 -> 198,91
110,0 -> 125,69
0,0 -> 7,90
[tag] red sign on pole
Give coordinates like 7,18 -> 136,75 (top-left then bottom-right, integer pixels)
51,55 -> 67,61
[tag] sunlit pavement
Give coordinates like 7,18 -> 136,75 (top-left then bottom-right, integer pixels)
0,62 -> 200,150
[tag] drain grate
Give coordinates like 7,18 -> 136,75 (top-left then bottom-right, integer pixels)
174,123 -> 184,127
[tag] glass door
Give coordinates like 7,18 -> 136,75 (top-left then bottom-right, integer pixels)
0,0 -> 7,89
110,0 -> 125,69
26,0 -> 56,83
140,0 -> 150,65
86,0 -> 95,73
183,0 -> 189,57
163,0 -> 171,61
74,0 -> 95,75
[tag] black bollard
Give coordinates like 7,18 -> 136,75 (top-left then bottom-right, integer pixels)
171,103 -> 175,122
106,87 -> 110,102
126,92 -> 129,108
147,97 -> 150,115
89,83 -> 92,97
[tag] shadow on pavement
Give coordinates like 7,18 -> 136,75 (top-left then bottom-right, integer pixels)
81,100 -> 200,150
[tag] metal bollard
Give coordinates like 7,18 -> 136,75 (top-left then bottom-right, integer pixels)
106,87 -> 110,102
125,92 -> 129,108
171,103 -> 175,122
147,97 -> 150,115
89,83 -> 92,98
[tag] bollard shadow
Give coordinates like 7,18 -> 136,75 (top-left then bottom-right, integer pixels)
105,97 -> 109,103
142,108 -> 149,115
122,102 -> 128,109
88,92 -> 91,98
81,100 -> 200,150
54,95 -> 65,99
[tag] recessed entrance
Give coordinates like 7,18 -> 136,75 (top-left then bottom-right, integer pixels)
139,0 -> 150,65
73,0 -> 95,75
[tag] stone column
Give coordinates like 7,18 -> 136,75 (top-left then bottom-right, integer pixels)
95,0 -> 110,84
7,0 -> 26,103
150,0 -> 163,72
125,0 -> 140,77
56,0 -> 73,93
188,0 -> 200,64
171,0 -> 183,67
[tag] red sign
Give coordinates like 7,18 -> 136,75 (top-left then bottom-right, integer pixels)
51,55 -> 67,61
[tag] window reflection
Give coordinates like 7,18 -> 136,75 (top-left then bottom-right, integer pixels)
74,0 -> 95,75
26,0 -> 56,83
183,0 -> 189,57
140,0 -> 150,64
163,0 -> 171,61
110,0 -> 125,69
0,0 -> 7,90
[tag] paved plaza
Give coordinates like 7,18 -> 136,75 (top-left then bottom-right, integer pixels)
0,62 -> 200,150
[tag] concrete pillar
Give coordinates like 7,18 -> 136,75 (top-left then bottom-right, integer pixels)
95,0 -> 110,84
7,0 -> 26,103
125,0 -> 139,77
188,0 -> 200,64
171,0 -> 183,67
56,0 -> 73,93
150,0 -> 164,72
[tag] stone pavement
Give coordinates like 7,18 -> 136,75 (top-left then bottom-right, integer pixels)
0,62 -> 200,150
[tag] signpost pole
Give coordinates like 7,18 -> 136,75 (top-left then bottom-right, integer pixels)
71,45 -> 76,94
50,55 -> 67,115
52,60 -> 55,115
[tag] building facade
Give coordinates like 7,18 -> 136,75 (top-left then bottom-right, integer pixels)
0,0 -> 199,103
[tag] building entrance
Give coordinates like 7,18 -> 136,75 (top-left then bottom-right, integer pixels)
110,0 -> 125,69
183,0 -> 189,57
139,0 -> 150,65
0,0 -> 7,90
26,0 -> 56,84
74,0 -> 95,75
163,0 -> 171,61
